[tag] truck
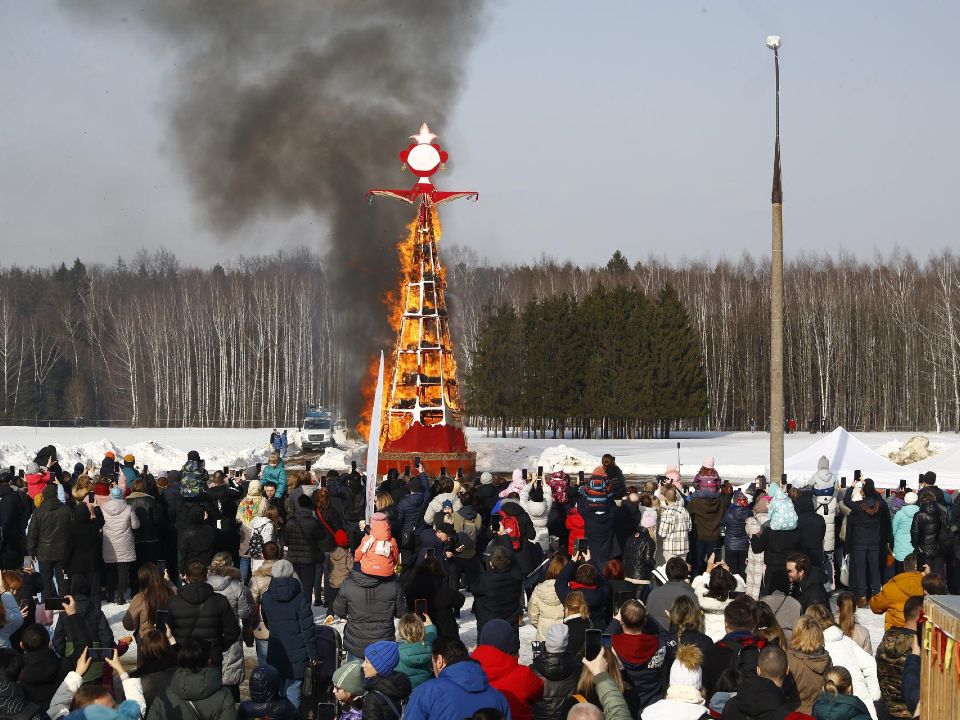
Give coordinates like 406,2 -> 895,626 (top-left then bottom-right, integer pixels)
301,406 -> 347,452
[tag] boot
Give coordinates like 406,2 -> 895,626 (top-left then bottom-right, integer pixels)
856,596 -> 867,608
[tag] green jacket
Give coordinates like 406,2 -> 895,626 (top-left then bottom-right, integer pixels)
812,692 -> 872,720
397,625 -> 437,689
594,672 -> 631,720
146,667 -> 237,720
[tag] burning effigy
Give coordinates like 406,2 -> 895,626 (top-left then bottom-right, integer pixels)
362,124 -> 478,481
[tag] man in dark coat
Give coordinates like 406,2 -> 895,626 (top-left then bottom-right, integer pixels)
786,552 -> 829,613
26,484 -> 72,600
910,489 -> 945,574
204,472 -> 242,564
177,503 -> 216,568
52,577 -> 114,656
397,475 -> 430,565
0,473 -> 27,563
62,505 -> 105,605
167,560 -> 241,667
281,494 -> 326,604
260,559 -> 318,705
750,519 -> 801,598
470,545 -> 523,641
720,645 -> 795,720
577,496 -> 620,568
793,490 -> 827,566
704,601 -> 766,697
331,566 -> 406,661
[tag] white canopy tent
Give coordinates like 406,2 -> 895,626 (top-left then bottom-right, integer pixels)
902,441 -> 960,489
776,427 -> 912,489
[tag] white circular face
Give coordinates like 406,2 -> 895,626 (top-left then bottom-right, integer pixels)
407,143 -> 441,173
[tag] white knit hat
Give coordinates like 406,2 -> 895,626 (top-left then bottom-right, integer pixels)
905,491 -> 918,505
669,661 -> 702,690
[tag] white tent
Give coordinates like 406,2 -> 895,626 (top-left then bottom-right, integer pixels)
778,427 -> 911,489
902,442 -> 960,489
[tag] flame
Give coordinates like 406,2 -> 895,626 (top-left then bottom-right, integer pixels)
357,204 -> 464,448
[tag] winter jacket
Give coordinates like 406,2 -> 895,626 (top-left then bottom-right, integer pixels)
614,498 -> 644,552
451,505 -> 483,558
890,505 -> 919,561
248,560 -> 276,641
750,525 -> 801,593
26,487 -> 72,562
792,566 -> 830,613
204,484 -> 241,554
663,627 -> 715,692
146,667 -> 236,720
424,492 -> 462,526
207,569 -> 254,686
610,630 -> 667,710
745,508 -> 769,599
20,644 -> 68,709
51,592 -> 114,657
403,658 -> 512,720
397,491 -> 429,536
0,483 -> 27,556
471,563 -> 524,636
843,487 -> 886,549
362,671 -> 412,720
166,581 -> 241,667
237,665 -> 301,720
282,508 -> 326,565
577,497 -> 620,566
0,593 -> 23,650
794,492 -> 827,564
691,572 -> 734,642
644,582 -> 699,629
397,624 -> 437,689
910,500 -> 944,560
530,650 -> 579,720
260,461 -> 288,497
868,571 -> 924,632
821,625 -> 881,720
355,517 -> 399,577
811,692 -> 873,720
565,507 -> 585,555
623,530 -> 657,582
122,588 -> 173,644
721,504 -> 753,551
520,482 -> 553,550
640,690 -> 708,720
100,498 -> 140,563
874,625 -> 915,718
720,675 -> 794,720
784,647 -> 833,715
471,645 -> 544,720
0,680 -> 49,720
658,502 -> 692,558
330,570 -> 405,658
528,579 -> 565,641
62,506 -> 104,574
127,491 -> 163,545
687,496 -> 724,541
26,471 -> 53,500
404,571 -> 465,642
177,504 -> 216,567
555,560 -> 612,629
261,576 -> 318,680
702,629 -> 765,696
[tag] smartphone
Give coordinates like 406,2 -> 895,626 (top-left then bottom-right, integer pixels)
841,476 -> 847,488
457,467 -> 463,479
601,634 -> 613,650
414,456 -> 421,468
854,470 -> 862,482
490,515 -> 501,533
614,590 -> 634,614
578,470 -> 584,483
156,609 -> 170,635
222,465 -> 229,475
18,469 -> 24,478
44,598 -> 65,611
87,491 -> 95,502
415,599 -> 428,617
780,473 -> 786,485
440,466 -> 447,477
584,629 -> 602,661
785,483 -> 792,492
114,461 -> 120,474
305,460 -> 312,473
404,465 -> 411,476
7,466 -> 12,475
918,473 -> 924,484
87,648 -> 113,662
143,464 -> 149,474
256,462 -> 262,473
885,489 -> 891,497
899,479 -> 907,490
522,468 -> 527,480
537,466 -> 543,477
532,640 -> 545,659
317,703 -> 337,720
425,547 -> 436,559
576,538 -> 588,555
351,461 -> 357,471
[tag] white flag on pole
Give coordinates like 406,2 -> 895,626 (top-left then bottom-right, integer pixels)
364,352 -> 385,522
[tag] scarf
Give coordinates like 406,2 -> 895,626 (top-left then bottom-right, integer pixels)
569,581 -> 596,591
360,536 -> 393,558
238,497 -> 264,525
664,686 -> 705,705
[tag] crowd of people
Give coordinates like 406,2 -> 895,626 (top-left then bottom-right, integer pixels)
0,443 -> 954,720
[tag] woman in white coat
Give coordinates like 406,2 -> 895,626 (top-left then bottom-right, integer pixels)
691,560 -> 738,642
806,604 -> 882,720
528,556 -> 568,641
520,479 -> 553,550
423,476 -> 461,526
101,485 -> 140,604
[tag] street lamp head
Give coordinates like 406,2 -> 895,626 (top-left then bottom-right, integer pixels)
766,36 -> 782,50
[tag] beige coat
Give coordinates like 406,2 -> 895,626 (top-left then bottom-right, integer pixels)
528,579 -> 565,641
249,560 -> 276,640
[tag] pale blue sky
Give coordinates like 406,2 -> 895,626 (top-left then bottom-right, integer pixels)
1,1 -> 957,269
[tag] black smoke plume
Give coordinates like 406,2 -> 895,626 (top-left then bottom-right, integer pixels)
61,1 -> 488,422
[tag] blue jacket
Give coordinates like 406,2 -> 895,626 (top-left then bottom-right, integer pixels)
261,461 -> 288,497
891,504 -> 919,561
404,658 -> 512,720
398,490 -> 430,532
555,559 -> 612,628
902,653 -> 920,716
721,504 -> 753,551
261,576 -> 317,679
238,665 -> 301,720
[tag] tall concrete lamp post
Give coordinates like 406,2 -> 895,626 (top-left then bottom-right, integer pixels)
767,35 -> 785,485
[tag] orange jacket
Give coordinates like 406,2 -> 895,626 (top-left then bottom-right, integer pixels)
869,571 -> 925,631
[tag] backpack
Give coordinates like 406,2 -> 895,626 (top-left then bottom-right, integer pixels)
248,526 -> 266,559
768,485 -> 798,531
939,523 -> 959,557
583,475 -> 611,513
547,474 -> 569,505
498,509 -> 522,550
343,481 -> 366,522
718,635 -> 766,677
180,461 -> 204,498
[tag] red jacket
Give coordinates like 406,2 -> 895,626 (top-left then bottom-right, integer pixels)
566,508 -> 585,555
26,472 -> 52,499
471,645 -> 544,720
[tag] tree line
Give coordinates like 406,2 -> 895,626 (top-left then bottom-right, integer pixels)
463,283 -> 707,438
2,245 -> 959,434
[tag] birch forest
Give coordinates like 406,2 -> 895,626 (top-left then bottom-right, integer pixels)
1,246 -> 959,433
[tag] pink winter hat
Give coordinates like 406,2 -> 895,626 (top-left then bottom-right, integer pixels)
702,456 -> 715,470
640,512 -> 657,529
664,466 -> 681,485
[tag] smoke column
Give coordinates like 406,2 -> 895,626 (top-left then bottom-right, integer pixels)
62,1 -> 488,422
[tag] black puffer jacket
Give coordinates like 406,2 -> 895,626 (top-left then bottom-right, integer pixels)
622,530 -> 656,581
63,505 -> 104,574
470,564 -> 524,636
204,484 -> 241,553
330,570 -> 405,658
167,582 -> 241,665
721,503 -> 753,551
26,486 -> 73,561
397,491 -> 429,534
404,570 -> 466,641
177,504 -> 216,566
614,499 -> 644,552
531,651 -> 580,720
911,500 -> 945,559
794,492 -> 827,564
362,671 -> 413,720
282,508 -> 325,564
237,665 -> 300,720
127,492 -> 163,544
0,483 -> 27,556
843,487 -> 887,548
751,526 -> 801,593
52,591 -> 114,655
315,506 -> 343,553
475,483 -> 500,518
